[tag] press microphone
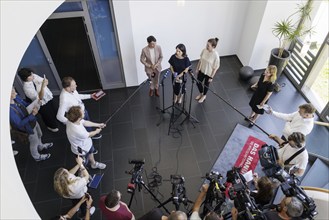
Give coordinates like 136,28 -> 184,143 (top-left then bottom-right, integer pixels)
128,158 -> 145,164
188,68 -> 195,77
163,69 -> 170,79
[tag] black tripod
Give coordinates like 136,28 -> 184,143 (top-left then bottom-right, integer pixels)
167,82 -> 187,135
179,69 -> 199,127
126,164 -> 170,214
156,69 -> 172,126
157,176 -> 193,211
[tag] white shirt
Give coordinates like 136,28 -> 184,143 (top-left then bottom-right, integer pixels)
272,111 -> 314,139
57,89 -> 91,124
23,74 -> 53,105
149,47 -> 156,65
278,143 -> 308,170
66,173 -> 88,199
66,119 -> 92,155
199,48 -> 220,76
190,211 -> 202,220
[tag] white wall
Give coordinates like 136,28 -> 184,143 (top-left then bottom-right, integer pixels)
113,0 -> 249,86
237,1 -> 267,67
1,1 -> 64,219
238,0 -> 308,70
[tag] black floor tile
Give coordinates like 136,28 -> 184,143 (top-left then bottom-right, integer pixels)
111,122 -> 135,149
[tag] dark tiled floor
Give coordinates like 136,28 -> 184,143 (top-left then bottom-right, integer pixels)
12,56 -> 328,220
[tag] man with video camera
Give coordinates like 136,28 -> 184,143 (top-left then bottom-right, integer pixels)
269,132 -> 308,177
231,196 -> 304,220
190,184 -> 223,220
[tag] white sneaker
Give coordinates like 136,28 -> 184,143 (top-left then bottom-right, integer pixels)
195,94 -> 203,100
35,153 -> 51,161
47,127 -> 59,132
91,161 -> 106,169
198,95 -> 206,103
42,142 -> 54,150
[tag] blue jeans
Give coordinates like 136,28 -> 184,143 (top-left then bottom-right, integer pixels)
83,145 -> 95,167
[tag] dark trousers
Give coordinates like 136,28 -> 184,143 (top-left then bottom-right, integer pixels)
83,109 -> 92,132
71,197 -> 87,217
38,99 -> 58,129
196,71 -> 211,95
172,77 -> 186,96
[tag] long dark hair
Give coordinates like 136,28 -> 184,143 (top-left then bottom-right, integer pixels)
176,43 -> 187,57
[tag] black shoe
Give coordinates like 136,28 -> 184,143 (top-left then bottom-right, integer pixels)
248,122 -> 254,128
93,149 -> 98,154
244,117 -> 249,121
92,134 -> 102,140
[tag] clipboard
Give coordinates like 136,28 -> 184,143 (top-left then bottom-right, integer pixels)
88,173 -> 104,189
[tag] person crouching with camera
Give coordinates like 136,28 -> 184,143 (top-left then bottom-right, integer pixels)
269,132 -> 308,177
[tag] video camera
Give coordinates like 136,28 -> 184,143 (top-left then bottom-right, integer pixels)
170,175 -> 190,208
226,167 -> 263,220
202,171 -> 226,217
258,144 -> 318,219
126,158 -> 145,193
171,174 -> 184,185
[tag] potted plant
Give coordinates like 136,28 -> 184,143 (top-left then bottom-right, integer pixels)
269,0 -> 314,78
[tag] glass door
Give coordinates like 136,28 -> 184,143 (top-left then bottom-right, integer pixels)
302,43 -> 328,111
17,35 -> 62,95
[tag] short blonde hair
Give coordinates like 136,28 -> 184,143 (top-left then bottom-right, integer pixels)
267,65 -> 277,83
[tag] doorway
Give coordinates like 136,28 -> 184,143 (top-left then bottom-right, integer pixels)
40,17 -> 101,92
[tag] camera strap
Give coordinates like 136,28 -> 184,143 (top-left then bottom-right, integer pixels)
284,147 -> 306,165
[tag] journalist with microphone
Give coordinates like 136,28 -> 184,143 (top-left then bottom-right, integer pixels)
66,106 -> 106,169
269,132 -> 308,177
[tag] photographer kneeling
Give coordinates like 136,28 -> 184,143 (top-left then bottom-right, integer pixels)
269,132 -> 308,177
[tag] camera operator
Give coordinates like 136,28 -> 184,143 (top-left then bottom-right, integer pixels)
190,184 -> 223,220
269,132 -> 308,177
230,196 -> 304,220
99,189 -> 135,220
250,174 -> 274,208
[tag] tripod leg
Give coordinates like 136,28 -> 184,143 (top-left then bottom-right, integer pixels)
128,190 -> 135,208
141,181 -> 171,214
157,198 -> 172,209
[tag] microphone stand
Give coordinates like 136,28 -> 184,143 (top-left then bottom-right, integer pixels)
156,69 -> 171,126
179,70 -> 199,127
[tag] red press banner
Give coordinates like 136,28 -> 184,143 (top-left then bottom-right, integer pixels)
234,135 -> 266,174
